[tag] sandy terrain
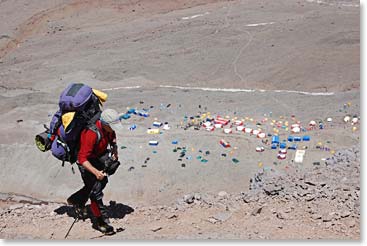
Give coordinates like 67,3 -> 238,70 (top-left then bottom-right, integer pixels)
0,0 -> 360,240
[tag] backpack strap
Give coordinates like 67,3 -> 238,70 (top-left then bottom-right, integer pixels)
87,111 -> 101,126
87,124 -> 102,145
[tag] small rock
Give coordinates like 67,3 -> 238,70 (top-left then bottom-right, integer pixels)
312,214 -> 322,220
299,184 -> 308,190
342,187 -> 350,191
322,213 -> 334,222
297,190 -> 310,197
212,212 -> 232,223
251,206 -> 263,216
324,221 -> 333,228
9,204 -> 24,210
345,220 -> 356,228
305,194 -> 316,202
194,193 -> 201,201
167,213 -> 177,219
151,226 -> 162,232
242,195 -> 254,203
340,211 -> 351,218
218,191 -> 228,198
263,184 -> 282,196
207,218 -> 218,224
276,212 -> 287,220
304,180 -> 317,186
183,194 -> 194,204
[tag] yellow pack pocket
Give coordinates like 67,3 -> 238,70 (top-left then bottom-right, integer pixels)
62,111 -> 76,130
93,89 -> 108,103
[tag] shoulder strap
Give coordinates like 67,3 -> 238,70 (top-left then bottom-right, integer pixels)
87,124 -> 102,145
87,111 -> 101,126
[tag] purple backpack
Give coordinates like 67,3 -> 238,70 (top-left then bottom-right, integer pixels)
59,83 -> 93,112
49,83 -> 102,165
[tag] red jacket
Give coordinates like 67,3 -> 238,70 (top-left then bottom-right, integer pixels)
78,120 -> 116,164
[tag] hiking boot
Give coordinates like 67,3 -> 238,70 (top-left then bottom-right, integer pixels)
67,198 -> 88,220
93,217 -> 115,235
74,206 -> 88,220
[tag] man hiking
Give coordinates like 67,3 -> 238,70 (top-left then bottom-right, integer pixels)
66,108 -> 122,235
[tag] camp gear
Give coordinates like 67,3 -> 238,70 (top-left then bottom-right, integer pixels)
135,110 -> 149,117
271,135 -> 279,144
234,120 -> 243,126
252,129 -> 260,135
236,125 -> 245,131
147,128 -> 160,134
149,140 -> 159,146
279,149 -> 287,154
119,113 -> 131,120
244,127 -> 252,133
45,83 -> 107,165
279,142 -> 287,149
35,125 -> 52,152
35,84 -> 107,160
153,121 -> 162,127
92,89 -> 107,103
214,116 -> 229,125
295,150 -> 306,163
294,137 -> 302,142
223,128 -> 232,134
303,135 -> 310,141
220,139 -> 230,148
288,144 -> 297,150
256,146 -> 265,152
277,153 -> 286,160
50,123 -> 101,165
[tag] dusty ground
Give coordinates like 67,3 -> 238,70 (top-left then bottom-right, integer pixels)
0,0 -> 360,240
0,145 -> 360,239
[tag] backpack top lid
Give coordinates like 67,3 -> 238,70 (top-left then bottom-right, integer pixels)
59,83 -> 93,112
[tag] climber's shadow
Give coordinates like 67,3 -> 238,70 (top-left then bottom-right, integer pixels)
54,201 -> 134,220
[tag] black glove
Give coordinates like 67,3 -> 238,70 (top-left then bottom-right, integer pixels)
104,158 -> 120,176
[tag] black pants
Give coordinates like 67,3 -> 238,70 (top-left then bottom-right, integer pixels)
67,158 -> 108,219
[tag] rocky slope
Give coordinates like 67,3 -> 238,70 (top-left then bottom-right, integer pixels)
0,146 -> 360,239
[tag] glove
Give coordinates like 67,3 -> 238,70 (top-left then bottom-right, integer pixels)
104,158 -> 120,176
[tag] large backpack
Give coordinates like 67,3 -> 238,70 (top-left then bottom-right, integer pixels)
48,83 -> 107,165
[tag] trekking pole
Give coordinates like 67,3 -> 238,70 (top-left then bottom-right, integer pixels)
64,217 -> 78,239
